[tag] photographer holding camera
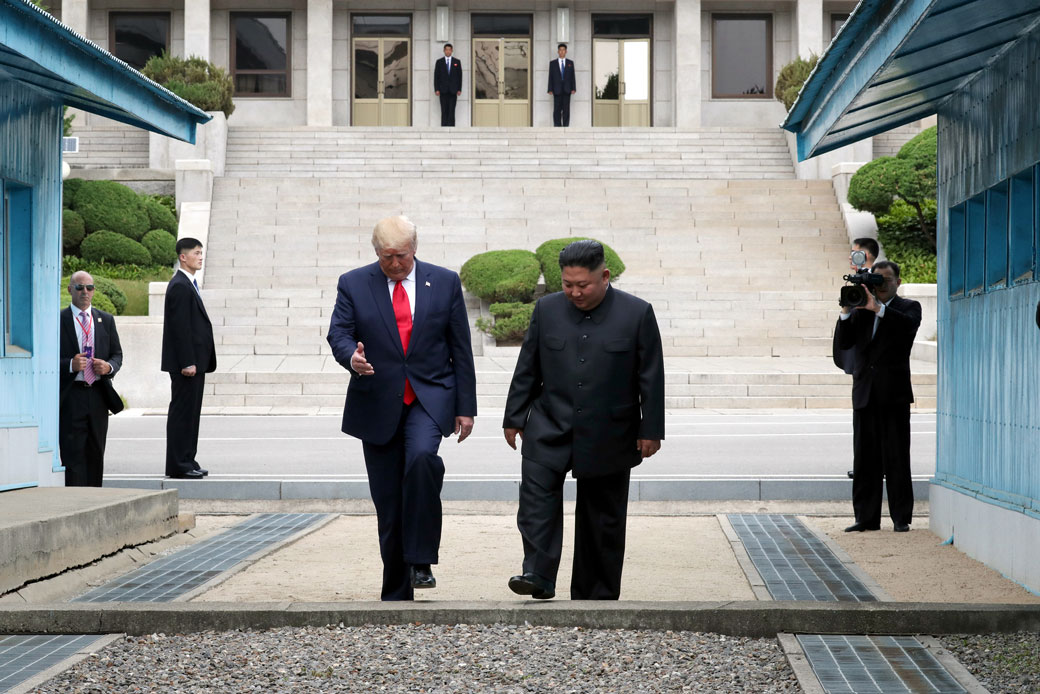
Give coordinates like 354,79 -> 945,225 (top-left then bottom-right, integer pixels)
835,260 -> 921,533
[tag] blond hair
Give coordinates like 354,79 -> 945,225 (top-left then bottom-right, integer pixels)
372,215 -> 417,252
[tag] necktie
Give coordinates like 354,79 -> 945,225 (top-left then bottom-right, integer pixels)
392,281 -> 416,405
560,60 -> 565,77
193,278 -> 201,293
446,58 -> 451,73
78,311 -> 97,385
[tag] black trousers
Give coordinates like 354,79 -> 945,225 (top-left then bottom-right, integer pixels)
165,371 -> 206,476
362,401 -> 445,601
439,92 -> 457,126
553,93 -> 571,127
517,457 -> 631,600
852,403 -> 914,527
60,384 -> 109,487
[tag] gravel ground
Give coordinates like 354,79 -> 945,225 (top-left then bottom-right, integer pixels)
30,625 -> 799,693
939,633 -> 1040,693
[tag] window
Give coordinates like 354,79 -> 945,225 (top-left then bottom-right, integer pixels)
985,181 -> 1008,289
965,193 -> 986,294
1009,167 -> 1034,284
712,15 -> 772,98
231,13 -> 291,97
2,181 -> 33,356
593,14 -> 651,37
110,12 -> 170,71
471,14 -> 531,36
830,14 -> 850,41
948,203 -> 965,297
353,15 -> 411,36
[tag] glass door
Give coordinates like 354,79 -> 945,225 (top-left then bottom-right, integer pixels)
593,38 -> 650,126
473,38 -> 530,126
352,36 -> 411,125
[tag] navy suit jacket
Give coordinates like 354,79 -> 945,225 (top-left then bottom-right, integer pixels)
548,58 -> 576,95
59,305 -> 124,414
327,259 -> 477,445
161,271 -> 216,374
434,56 -> 463,94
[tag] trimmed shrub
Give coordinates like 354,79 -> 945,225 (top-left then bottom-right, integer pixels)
146,194 -> 176,218
535,237 -> 626,293
62,209 -> 86,254
460,250 -> 541,303
60,288 -> 116,315
143,53 -> 235,118
143,197 -> 178,235
72,180 -> 150,240
62,255 -> 173,281
81,231 -> 152,266
62,178 -> 84,209
142,229 -> 178,266
61,275 -> 128,315
774,54 -> 819,111
475,302 -> 535,342
876,199 -> 937,284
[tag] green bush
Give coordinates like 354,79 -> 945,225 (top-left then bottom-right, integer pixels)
81,231 -> 153,266
72,180 -> 150,241
143,197 -> 178,235
142,53 -> 235,118
774,54 -> 819,111
145,193 -> 176,218
475,302 -> 535,342
60,287 -> 116,315
535,238 -> 626,293
61,275 -> 128,315
142,229 -> 178,266
876,199 -> 937,284
62,209 -> 86,254
62,255 -> 173,281
460,250 -> 541,303
63,178 -> 84,208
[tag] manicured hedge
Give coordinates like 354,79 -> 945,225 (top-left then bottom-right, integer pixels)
81,231 -> 152,266
535,237 -> 626,293
460,249 -> 541,303
62,178 -> 84,208
60,287 -> 116,315
143,53 -> 235,118
142,229 -> 178,266
475,302 -> 535,342
143,197 -> 178,235
62,209 -> 85,254
72,180 -> 150,241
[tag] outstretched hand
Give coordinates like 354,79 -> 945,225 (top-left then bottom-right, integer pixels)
351,341 -> 374,375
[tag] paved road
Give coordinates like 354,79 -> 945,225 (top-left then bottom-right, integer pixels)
106,411 -> 937,481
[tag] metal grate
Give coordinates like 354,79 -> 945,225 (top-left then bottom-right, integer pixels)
74,513 -> 328,603
0,635 -> 102,693
798,635 -> 967,694
728,514 -> 876,602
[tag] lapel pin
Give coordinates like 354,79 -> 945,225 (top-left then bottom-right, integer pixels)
426,281 -> 431,287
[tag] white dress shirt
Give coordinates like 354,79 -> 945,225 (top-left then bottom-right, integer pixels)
387,264 -> 416,318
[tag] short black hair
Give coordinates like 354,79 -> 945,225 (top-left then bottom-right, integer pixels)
558,239 -> 604,271
444,43 -> 453,49
176,237 -> 202,256
558,43 -> 568,50
852,237 -> 880,260
872,259 -> 901,279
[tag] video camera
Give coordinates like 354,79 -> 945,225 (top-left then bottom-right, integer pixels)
840,268 -> 884,308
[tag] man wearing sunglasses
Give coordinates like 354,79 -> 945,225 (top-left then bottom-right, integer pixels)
59,271 -> 124,486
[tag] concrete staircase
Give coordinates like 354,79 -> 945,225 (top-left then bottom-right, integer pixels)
198,127 -> 934,411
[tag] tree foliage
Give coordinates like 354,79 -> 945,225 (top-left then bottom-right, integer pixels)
460,250 -> 541,304
142,53 -> 235,117
774,54 -> 819,111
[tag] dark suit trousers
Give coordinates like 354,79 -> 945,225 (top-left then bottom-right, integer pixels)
518,457 -> 631,600
852,404 -> 914,527
166,372 -> 206,476
362,401 -> 445,601
439,92 -> 457,126
60,384 -> 109,487
553,93 -> 571,127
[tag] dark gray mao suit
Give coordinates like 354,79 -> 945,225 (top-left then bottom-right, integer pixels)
503,285 -> 665,599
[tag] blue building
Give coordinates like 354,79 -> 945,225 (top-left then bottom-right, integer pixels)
0,0 -> 208,490
784,0 -> 1040,591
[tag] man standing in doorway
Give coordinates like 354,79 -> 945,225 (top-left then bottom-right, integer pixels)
162,237 -> 216,480
434,43 -> 462,127
59,271 -> 124,486
503,240 -> 665,600
548,43 -> 576,127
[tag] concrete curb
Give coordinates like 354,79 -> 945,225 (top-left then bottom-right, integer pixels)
3,602 -> 1039,638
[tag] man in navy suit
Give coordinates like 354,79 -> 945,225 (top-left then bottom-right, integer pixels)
434,43 -> 462,126
60,271 -> 124,486
162,237 -> 216,480
327,215 -> 477,600
548,43 -> 576,127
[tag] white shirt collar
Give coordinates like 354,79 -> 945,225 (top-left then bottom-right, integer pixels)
386,263 -> 417,286
74,305 -> 92,319
178,266 -> 196,281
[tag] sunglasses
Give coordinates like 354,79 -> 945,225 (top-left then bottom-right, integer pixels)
73,284 -> 95,291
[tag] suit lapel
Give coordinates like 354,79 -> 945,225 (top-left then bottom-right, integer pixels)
369,264 -> 405,355
61,307 -> 77,355
410,260 -> 431,347
93,311 -> 107,356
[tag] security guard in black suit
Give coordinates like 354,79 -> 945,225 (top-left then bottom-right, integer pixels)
503,240 -> 665,600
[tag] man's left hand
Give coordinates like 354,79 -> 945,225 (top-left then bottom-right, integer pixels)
637,439 -> 661,458
858,288 -> 881,313
454,416 -> 474,443
91,358 -> 112,376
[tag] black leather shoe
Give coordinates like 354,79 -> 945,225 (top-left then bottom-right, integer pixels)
508,572 -> 555,600
196,468 -> 209,476
893,523 -> 910,532
168,470 -> 205,479
410,564 -> 436,589
844,522 -> 881,532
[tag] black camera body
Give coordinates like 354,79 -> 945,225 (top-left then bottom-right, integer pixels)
840,269 -> 884,308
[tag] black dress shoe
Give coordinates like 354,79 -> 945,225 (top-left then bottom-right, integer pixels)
168,470 -> 205,479
410,564 -> 436,589
508,572 -> 555,600
844,522 -> 881,532
192,462 -> 209,476
893,523 -> 910,532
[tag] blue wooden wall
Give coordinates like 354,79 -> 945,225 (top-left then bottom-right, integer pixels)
935,27 -> 1040,514
0,74 -> 62,488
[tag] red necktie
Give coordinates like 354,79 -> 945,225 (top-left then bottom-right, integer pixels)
392,281 -> 416,405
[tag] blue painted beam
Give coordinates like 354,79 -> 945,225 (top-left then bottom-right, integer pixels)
814,104 -> 940,155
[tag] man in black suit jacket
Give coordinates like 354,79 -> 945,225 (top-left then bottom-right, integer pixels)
548,43 -> 576,127
60,271 -> 124,487
327,215 -> 477,600
834,260 -> 921,533
162,237 -> 216,479
503,240 -> 665,600
434,43 -> 462,127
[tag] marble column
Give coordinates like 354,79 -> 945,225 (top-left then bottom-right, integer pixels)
61,0 -> 88,37
673,0 -> 701,127
797,0 -> 824,58
184,0 -> 211,60
307,0 -> 334,125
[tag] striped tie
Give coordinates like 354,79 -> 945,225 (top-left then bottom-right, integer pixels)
78,311 -> 97,385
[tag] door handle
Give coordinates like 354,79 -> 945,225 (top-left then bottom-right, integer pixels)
620,82 -> 626,95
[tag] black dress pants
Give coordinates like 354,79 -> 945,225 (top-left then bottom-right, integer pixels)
165,371 -> 206,476
553,93 -> 571,126
60,384 -> 109,487
852,403 -> 914,527
517,457 -> 631,600
439,92 -> 457,126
